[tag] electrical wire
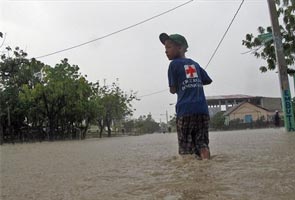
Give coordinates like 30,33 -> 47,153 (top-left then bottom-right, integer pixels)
204,0 -> 245,69
34,0 -> 194,59
32,0 -> 244,99
138,89 -> 167,98
139,0 -> 245,98
241,45 -> 263,55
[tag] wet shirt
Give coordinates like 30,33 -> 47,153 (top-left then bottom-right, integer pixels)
168,58 -> 212,117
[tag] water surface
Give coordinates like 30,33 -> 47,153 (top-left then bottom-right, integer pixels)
1,128 -> 295,200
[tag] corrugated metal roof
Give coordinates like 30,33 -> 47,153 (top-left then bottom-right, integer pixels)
206,94 -> 256,100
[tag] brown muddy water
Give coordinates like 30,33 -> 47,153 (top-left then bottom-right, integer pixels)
1,128 -> 295,200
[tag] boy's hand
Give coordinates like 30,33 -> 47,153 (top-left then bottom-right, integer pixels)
169,86 -> 177,94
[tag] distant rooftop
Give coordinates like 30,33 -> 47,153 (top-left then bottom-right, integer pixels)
223,101 -> 270,116
206,94 -> 256,100
206,95 -> 282,112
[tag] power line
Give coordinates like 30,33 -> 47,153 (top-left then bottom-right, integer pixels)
139,0 -> 245,98
32,0 -> 244,99
205,0 -> 245,69
35,0 -> 194,59
138,89 -> 167,98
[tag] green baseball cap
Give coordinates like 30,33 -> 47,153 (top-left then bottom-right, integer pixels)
159,33 -> 188,48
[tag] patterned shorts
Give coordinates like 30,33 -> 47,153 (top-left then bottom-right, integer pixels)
176,114 -> 210,155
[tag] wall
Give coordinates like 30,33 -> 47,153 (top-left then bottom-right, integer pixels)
228,103 -> 272,123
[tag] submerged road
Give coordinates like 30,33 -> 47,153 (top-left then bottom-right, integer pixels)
1,128 -> 295,200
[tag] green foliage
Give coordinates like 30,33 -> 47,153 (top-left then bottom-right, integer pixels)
1,47 -> 43,131
123,114 -> 160,134
242,0 -> 295,73
137,114 -> 160,133
92,82 -> 137,137
0,46 -> 138,142
210,112 -> 226,129
122,119 -> 135,133
168,115 -> 176,132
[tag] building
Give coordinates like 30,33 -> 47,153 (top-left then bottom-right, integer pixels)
223,101 -> 279,125
206,95 -> 282,126
207,95 -> 282,117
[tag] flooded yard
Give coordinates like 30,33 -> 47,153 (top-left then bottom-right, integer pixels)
1,128 -> 295,200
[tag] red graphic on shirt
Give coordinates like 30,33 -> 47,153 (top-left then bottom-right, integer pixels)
185,65 -> 197,78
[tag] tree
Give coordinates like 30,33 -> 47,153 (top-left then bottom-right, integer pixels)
93,82 -> 137,137
1,45 -> 138,143
210,112 -> 226,130
134,114 -> 160,134
168,115 -> 177,132
242,0 -> 295,73
20,58 -> 94,140
89,91 -> 106,138
0,47 -> 43,141
0,86 -> 4,144
1,46 -> 96,142
122,119 -> 135,133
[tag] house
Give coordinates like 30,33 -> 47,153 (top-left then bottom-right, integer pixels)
207,95 -> 282,117
223,101 -> 279,125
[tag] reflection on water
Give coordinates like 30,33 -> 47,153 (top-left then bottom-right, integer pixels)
1,128 -> 295,200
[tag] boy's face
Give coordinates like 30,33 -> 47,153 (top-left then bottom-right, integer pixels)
164,40 -> 183,60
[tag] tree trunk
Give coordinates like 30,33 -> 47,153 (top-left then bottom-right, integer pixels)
81,120 -> 89,140
98,119 -> 104,138
99,128 -> 103,138
107,124 -> 111,137
48,117 -> 55,141
0,123 -> 3,145
106,119 -> 112,137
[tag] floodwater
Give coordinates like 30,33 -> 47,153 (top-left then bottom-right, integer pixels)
1,128 -> 295,200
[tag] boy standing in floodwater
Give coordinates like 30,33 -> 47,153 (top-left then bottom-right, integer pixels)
159,33 -> 212,160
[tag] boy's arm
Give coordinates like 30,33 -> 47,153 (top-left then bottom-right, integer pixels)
168,62 -> 177,94
199,67 -> 212,85
202,78 -> 212,85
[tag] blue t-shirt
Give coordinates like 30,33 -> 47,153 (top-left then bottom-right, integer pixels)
168,58 -> 212,117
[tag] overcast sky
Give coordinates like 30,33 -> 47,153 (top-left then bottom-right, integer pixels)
1,0 -> 292,122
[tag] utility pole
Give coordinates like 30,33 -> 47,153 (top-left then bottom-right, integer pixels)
0,110 -> 3,144
166,110 -> 168,125
267,0 -> 295,132
0,122 -> 3,145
